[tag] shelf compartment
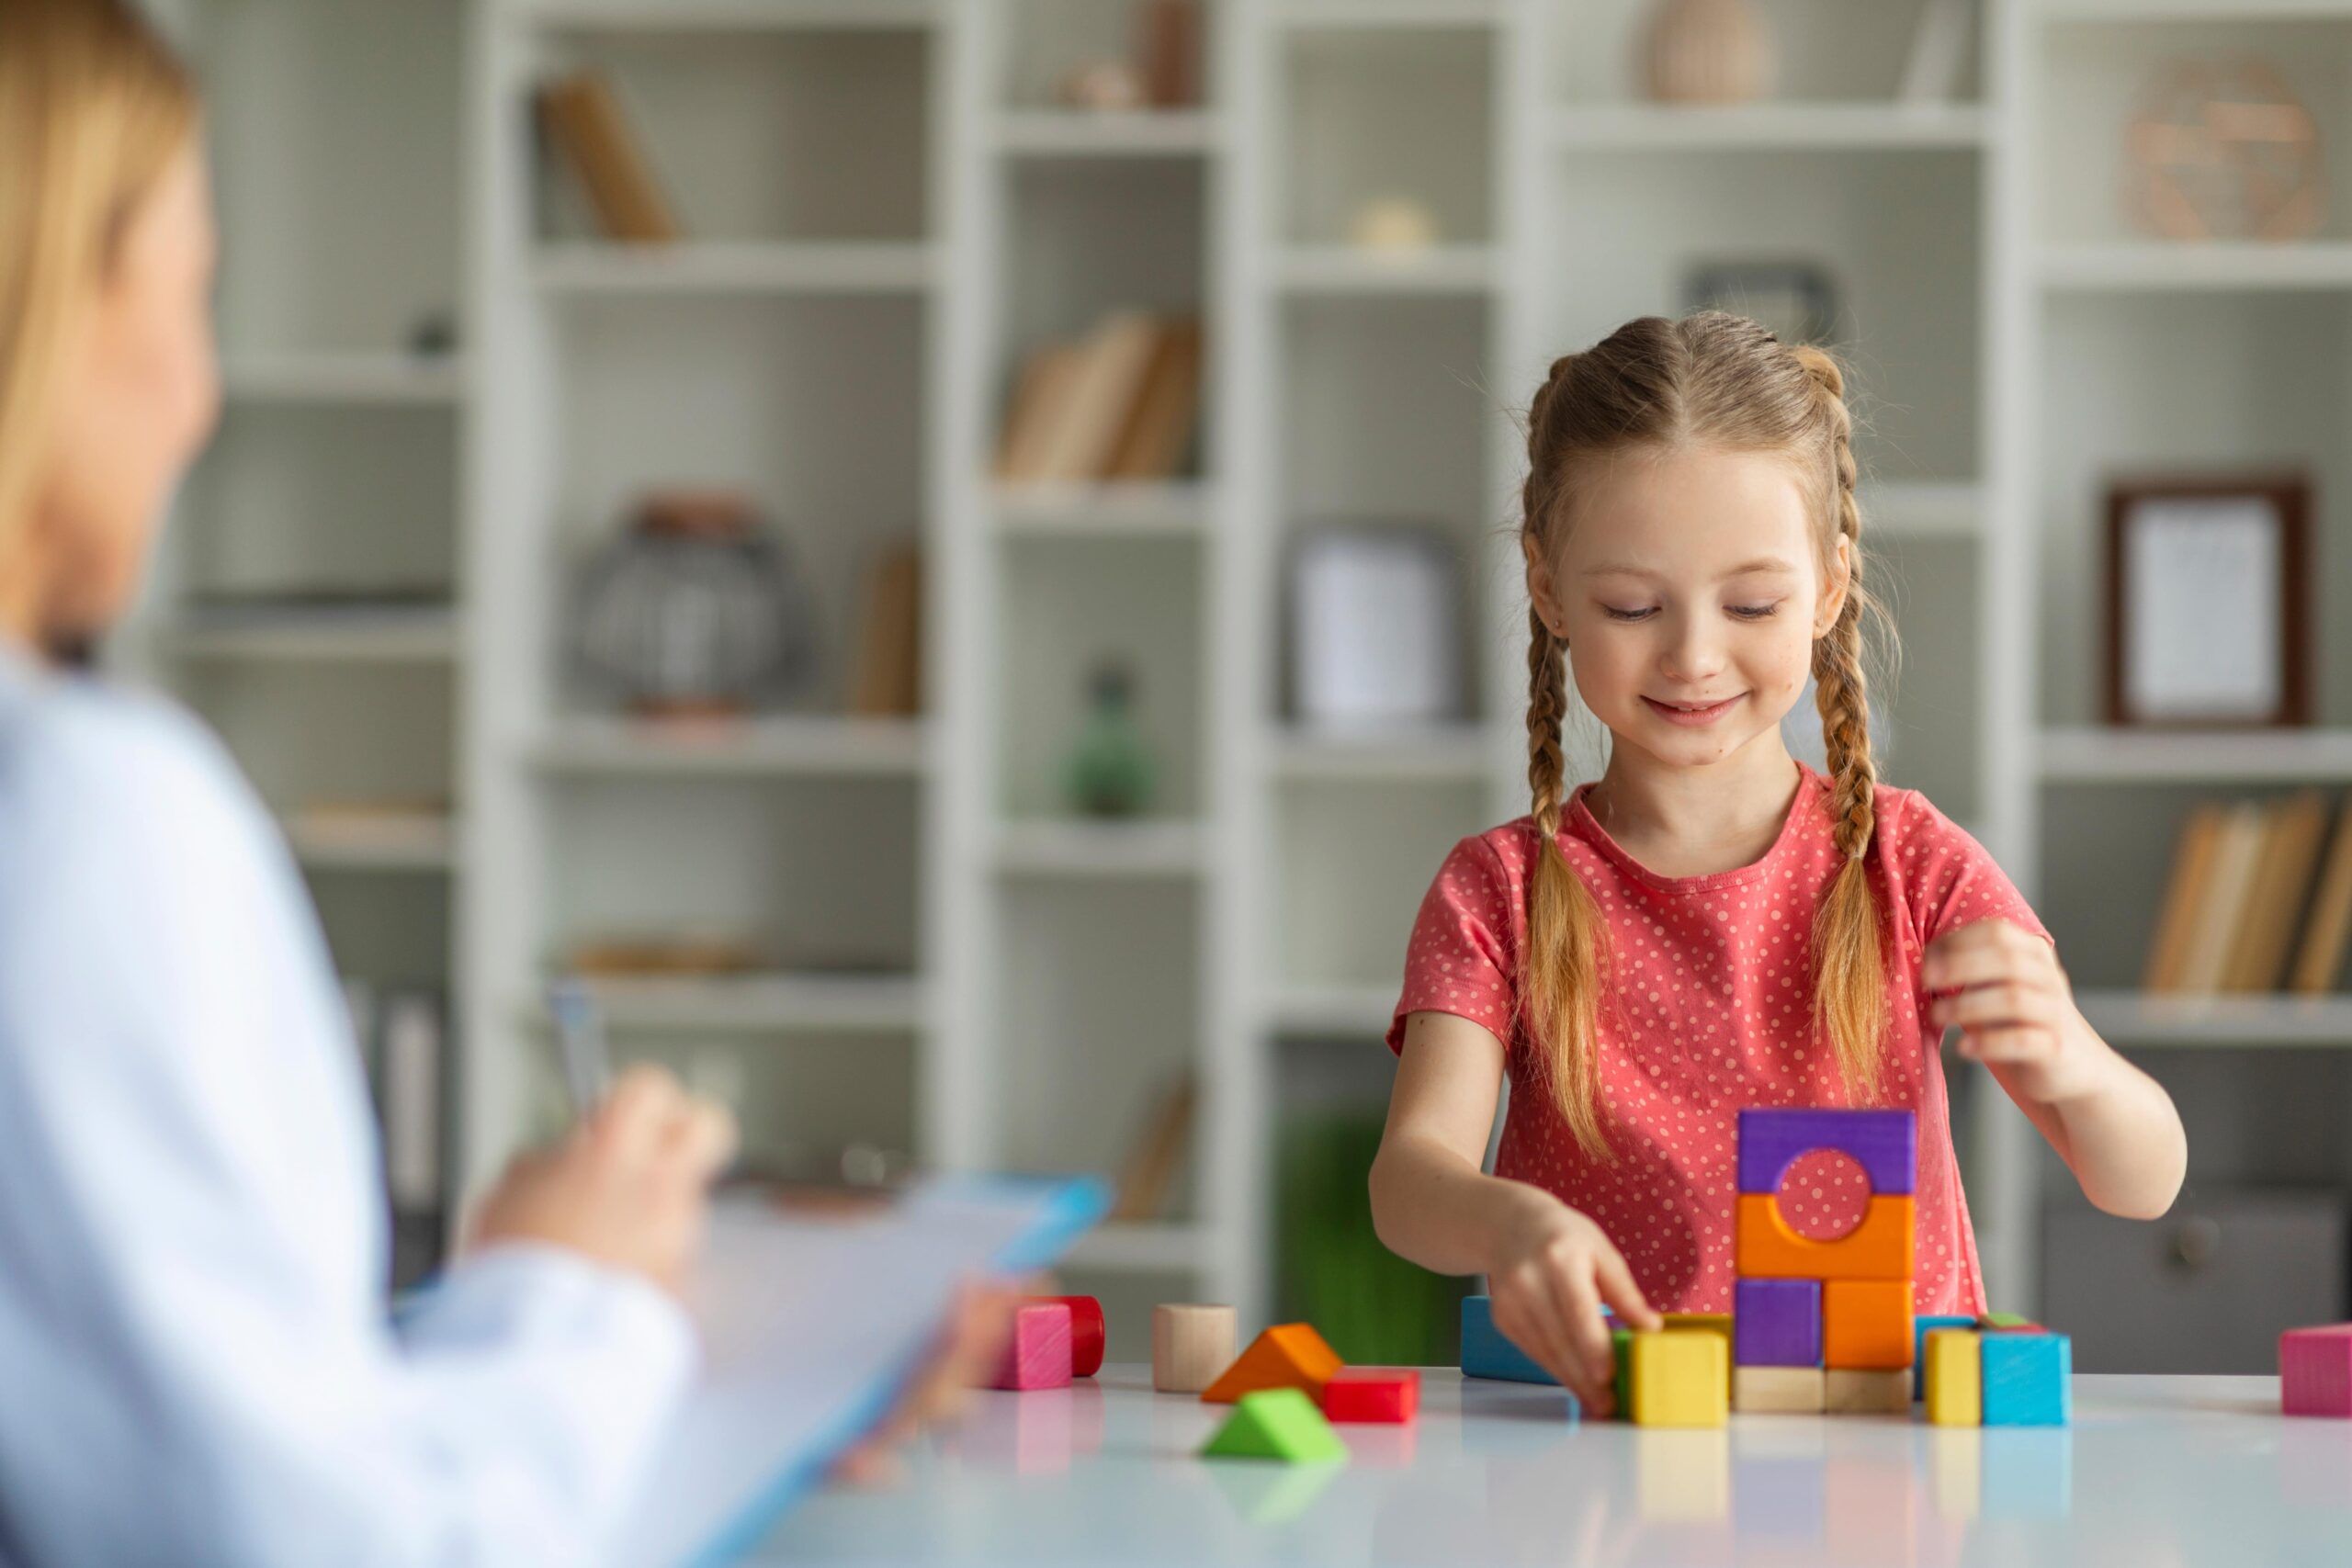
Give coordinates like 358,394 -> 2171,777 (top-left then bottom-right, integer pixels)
199,0 -> 464,360
284,811 -> 459,874
1282,23 -> 1494,248
1545,0 -> 1983,107
160,604 -> 461,664
1065,1221 -> 1211,1272
2041,242 -> 2352,293
1270,982 -> 1396,1038
1274,775 -> 1488,992
993,110 -> 1223,158
533,241 -> 936,295
546,774 -> 921,977
532,25 -> 930,245
993,819 -> 1209,881
222,354 -> 469,406
2040,17 -> 2352,248
1269,726 -> 1488,783
1274,244 -> 1502,296
1542,146 -> 1982,487
2075,989 -> 2352,1048
534,716 -> 928,777
552,972 -> 925,1034
180,661 -> 456,818
1001,0 -> 1219,112
527,0 -> 935,30
993,480 -> 1214,537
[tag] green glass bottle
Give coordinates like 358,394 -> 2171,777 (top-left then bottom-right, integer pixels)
1066,659 -> 1156,818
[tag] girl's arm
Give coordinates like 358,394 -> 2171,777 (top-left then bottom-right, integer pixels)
1924,918 -> 2188,1221
1370,1010 -> 1660,1413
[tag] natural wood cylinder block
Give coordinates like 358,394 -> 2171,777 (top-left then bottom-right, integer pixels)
1153,1303 -> 1237,1393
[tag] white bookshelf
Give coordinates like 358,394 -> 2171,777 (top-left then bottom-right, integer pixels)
148,0 -> 2352,1340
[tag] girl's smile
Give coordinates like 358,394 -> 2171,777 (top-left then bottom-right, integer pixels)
1644,692 -> 1745,726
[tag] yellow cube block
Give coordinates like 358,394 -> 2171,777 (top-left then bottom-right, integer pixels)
1664,1313 -> 1735,1397
1925,1328 -> 1983,1427
1630,1329 -> 1728,1428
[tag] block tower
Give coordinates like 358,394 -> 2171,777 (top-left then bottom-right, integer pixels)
1733,1108 -> 1920,1414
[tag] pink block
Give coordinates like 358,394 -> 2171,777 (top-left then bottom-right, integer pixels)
2280,1324 -> 2352,1417
989,1302 -> 1074,1392
1323,1368 -> 1419,1424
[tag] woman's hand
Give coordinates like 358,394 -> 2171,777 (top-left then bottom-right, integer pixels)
1925,918 -> 2108,1108
1487,1187 -> 1659,1415
828,1280 -> 1027,1489
467,1065 -> 737,1297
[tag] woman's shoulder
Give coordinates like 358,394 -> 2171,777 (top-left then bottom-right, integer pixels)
0,668 -> 259,865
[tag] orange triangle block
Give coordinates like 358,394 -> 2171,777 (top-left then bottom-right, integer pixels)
1202,1324 -> 1343,1404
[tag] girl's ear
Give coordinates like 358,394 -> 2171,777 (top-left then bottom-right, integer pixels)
1813,534 -> 1853,638
1524,533 -> 1568,641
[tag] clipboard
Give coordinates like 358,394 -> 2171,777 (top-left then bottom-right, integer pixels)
611,1174 -> 1111,1568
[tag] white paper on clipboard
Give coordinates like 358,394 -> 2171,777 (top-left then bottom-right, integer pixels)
610,1174 -> 1110,1568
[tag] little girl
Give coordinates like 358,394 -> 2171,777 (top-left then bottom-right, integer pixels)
1368,312 -> 2187,1416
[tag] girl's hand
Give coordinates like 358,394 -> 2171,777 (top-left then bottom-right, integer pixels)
1487,1187 -> 1660,1415
467,1065 -> 737,1297
1924,918 -> 2105,1107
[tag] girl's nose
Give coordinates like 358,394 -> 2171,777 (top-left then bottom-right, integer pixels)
1660,615 -> 1726,682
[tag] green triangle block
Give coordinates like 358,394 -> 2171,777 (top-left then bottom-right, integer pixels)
1981,1312 -> 2031,1329
1202,1388 -> 1349,1463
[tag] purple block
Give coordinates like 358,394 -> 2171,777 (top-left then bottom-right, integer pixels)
1735,1278 -> 1822,1367
1736,1108 -> 1917,1197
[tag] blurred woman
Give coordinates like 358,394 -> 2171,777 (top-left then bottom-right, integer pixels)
0,4 -> 945,1561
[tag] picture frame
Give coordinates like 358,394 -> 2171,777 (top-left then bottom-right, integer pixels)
2103,474 -> 2312,728
1680,259 -> 1841,347
1286,523 -> 1464,730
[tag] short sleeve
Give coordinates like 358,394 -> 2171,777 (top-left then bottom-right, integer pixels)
1893,790 -> 2053,953
1385,833 -> 1521,1055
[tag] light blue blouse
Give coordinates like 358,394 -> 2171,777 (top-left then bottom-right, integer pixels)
0,651 -> 693,1565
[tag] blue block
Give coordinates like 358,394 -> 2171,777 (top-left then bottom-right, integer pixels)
1981,1332 -> 2070,1426
1461,1294 -> 1555,1386
1913,1314 -> 1974,1399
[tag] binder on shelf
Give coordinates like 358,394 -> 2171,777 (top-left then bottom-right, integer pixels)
2176,800 -> 2267,997
1104,317 -> 1203,482
1033,312 -> 1164,484
2221,790 -> 2330,993
2291,798 -> 2352,995
537,71 -> 679,243
1109,1071 -> 1197,1224
994,314 -> 1203,488
994,343 -> 1088,483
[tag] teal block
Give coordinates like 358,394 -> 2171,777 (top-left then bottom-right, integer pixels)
1461,1294 -> 1552,1384
1981,1332 -> 2070,1426
1914,1314 -> 1973,1399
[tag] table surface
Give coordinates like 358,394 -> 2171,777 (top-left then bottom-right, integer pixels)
751,1368 -> 2352,1566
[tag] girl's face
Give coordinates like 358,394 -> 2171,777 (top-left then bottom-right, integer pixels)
33,139 -> 220,646
1527,444 -> 1849,773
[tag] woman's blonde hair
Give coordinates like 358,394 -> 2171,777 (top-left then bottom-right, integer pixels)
1520,311 -> 1893,1159
0,0 -> 198,644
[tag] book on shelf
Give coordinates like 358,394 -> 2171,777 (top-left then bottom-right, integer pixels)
994,313 -> 1203,488
2143,791 -> 2352,998
343,982 -> 448,1217
537,70 -> 680,243
2290,797 -> 2352,995
847,541 -> 923,718
1108,1071 -> 1196,1224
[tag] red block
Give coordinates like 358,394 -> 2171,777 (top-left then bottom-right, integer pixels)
1322,1368 -> 1420,1425
1028,1294 -> 1106,1378
2281,1324 -> 2352,1417
989,1302 -> 1073,1392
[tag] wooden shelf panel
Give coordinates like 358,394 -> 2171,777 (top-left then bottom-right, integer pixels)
526,0 -> 936,31
2076,989 -> 2352,1048
1548,102 -> 1989,152
222,354 -> 468,406
534,242 -> 937,296
554,972 -> 927,1034
2040,728 -> 2352,783
2041,243 -> 2352,293
534,716 -> 930,778
993,110 -> 1223,157
994,820 -> 1210,880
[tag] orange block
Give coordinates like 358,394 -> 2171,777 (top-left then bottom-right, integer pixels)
1201,1323 -> 1343,1404
1824,1278 -> 1915,1370
1736,1193 -> 1914,1281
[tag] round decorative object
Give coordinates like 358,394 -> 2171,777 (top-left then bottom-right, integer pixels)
1065,659 -> 1156,818
2128,57 -> 2324,242
1640,0 -> 1775,107
1348,195 -> 1441,253
571,491 -> 818,717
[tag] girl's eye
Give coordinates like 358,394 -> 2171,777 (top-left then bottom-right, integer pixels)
1601,605 -> 1655,622
1730,604 -> 1781,620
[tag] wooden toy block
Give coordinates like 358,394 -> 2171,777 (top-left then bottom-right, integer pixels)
1200,1388 -> 1348,1463
1026,1294 -> 1105,1378
1153,1303 -> 1237,1394
1629,1330 -> 1728,1427
1913,1314 -> 1974,1398
1612,1326 -> 1632,1417
2280,1324 -> 2352,1417
1924,1328 -> 1982,1427
1823,1279 -> 1914,1371
1323,1368 -> 1419,1425
1977,1312 -> 2033,1329
1824,1368 -> 1912,1415
1733,1364 -> 1826,1414
1666,1313 -> 1734,1397
1736,1192 -> 1914,1280
1980,1332 -> 2071,1426
1736,1108 -> 1917,1196
988,1302 -> 1073,1391
1734,1278 -> 1823,1367
1202,1323 -> 1342,1404
1459,1294 -> 1555,1385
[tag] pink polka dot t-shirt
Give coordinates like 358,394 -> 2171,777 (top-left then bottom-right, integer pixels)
1385,761 -> 2051,1316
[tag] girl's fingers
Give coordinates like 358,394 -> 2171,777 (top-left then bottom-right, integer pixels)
1555,1267 -> 1621,1410
595,1066 -> 683,1158
1922,921 -> 2049,992
1935,981 -> 2056,1031
1593,1247 -> 1661,1334
1496,1289 -> 1591,1404
1957,1025 -> 2052,1063
660,1098 -> 738,1180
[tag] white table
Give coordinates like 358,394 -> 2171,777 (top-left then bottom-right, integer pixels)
752,1368 -> 2352,1565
